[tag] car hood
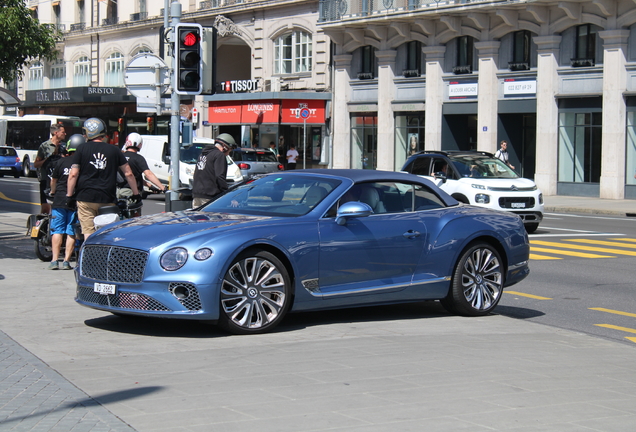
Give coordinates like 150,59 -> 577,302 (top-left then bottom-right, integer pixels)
88,211 -> 271,250
457,177 -> 537,189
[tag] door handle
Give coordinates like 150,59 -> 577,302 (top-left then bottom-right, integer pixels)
403,230 -> 421,239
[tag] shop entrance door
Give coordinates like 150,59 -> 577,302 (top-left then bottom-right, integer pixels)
351,114 -> 377,169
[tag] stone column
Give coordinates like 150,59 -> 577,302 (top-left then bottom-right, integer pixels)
599,30 -> 629,199
376,49 -> 397,171
475,41 -> 500,153
423,46 -> 446,151
533,35 -> 561,196
332,54 -> 353,169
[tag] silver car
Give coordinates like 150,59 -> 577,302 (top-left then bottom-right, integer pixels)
230,147 -> 284,179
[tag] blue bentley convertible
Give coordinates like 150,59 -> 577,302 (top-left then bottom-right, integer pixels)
75,169 -> 530,334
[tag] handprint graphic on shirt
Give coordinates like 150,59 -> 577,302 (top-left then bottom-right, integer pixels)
90,153 -> 108,170
197,155 -> 207,171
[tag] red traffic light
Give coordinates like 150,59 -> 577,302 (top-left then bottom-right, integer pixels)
182,31 -> 199,47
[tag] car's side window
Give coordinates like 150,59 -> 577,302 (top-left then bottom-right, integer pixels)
409,157 -> 432,176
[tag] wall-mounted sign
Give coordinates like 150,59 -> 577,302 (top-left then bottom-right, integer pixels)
25,87 -> 130,105
218,79 -> 260,93
281,100 -> 325,124
503,79 -> 537,96
449,82 -> 478,99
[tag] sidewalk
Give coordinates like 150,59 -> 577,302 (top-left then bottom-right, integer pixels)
1,199 -> 635,432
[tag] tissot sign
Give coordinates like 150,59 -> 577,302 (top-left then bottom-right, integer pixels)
26,87 -> 129,104
218,79 -> 260,93
281,100 -> 325,124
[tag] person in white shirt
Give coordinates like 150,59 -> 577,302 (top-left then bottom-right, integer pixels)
494,140 -> 515,170
286,144 -> 299,170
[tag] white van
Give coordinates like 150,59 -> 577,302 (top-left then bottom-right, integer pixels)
138,135 -> 243,189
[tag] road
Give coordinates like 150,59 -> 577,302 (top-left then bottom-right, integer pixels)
2,176 -> 636,346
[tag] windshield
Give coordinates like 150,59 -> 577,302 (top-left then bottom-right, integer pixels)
202,174 -> 341,216
180,145 -> 205,164
449,155 -> 519,179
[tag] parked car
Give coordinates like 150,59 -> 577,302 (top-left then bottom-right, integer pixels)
230,147 -> 284,179
402,151 -> 544,233
138,135 -> 243,189
0,146 -> 21,178
75,169 -> 530,335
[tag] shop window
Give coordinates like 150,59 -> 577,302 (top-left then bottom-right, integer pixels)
626,112 -> 636,186
274,31 -> 312,74
571,24 -> 597,67
395,113 -> 425,171
50,59 -> 66,89
105,52 -> 125,87
558,111 -> 602,183
453,36 -> 474,74
74,56 -> 90,86
358,46 -> 377,80
509,30 -> 530,71
28,62 -> 43,90
403,41 -> 421,77
351,114 -> 378,169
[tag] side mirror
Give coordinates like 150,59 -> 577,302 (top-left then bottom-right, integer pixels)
335,201 -> 373,226
433,172 -> 447,183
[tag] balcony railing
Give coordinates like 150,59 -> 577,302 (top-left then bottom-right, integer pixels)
102,17 -> 119,26
571,58 -> 595,67
130,12 -> 148,22
402,69 -> 420,78
452,65 -> 472,74
199,0 -> 217,8
357,72 -> 374,80
508,62 -> 529,71
54,24 -> 65,31
70,22 -> 86,31
319,0 -> 489,22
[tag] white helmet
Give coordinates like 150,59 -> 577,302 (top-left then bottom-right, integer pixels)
124,133 -> 143,151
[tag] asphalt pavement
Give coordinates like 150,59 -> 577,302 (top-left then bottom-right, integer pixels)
1,196 -> 635,431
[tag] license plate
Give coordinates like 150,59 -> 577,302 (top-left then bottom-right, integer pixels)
511,202 -> 526,208
94,282 -> 116,295
30,224 -> 40,238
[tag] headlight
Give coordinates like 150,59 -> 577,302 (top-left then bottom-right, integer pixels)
475,194 -> 490,204
160,247 -> 188,271
194,248 -> 213,261
471,184 -> 486,190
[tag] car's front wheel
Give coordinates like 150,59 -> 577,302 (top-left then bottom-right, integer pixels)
219,250 -> 291,334
525,223 -> 539,234
441,242 -> 503,316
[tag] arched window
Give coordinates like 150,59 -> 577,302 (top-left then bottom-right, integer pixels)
28,62 -> 43,90
105,52 -> 125,86
274,31 -> 312,74
134,46 -> 153,56
50,59 -> 66,88
74,56 -> 90,86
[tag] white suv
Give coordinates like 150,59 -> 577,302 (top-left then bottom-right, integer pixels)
402,151 -> 543,233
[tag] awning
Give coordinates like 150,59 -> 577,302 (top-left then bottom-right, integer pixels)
0,88 -> 21,106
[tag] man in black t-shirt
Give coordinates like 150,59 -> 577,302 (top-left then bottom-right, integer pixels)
66,118 -> 140,239
120,133 -> 166,195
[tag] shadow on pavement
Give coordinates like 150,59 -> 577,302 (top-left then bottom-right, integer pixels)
495,304 -> 546,319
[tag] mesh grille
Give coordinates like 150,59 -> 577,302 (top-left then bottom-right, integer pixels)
81,245 -> 148,283
169,283 -> 202,311
77,286 -> 170,311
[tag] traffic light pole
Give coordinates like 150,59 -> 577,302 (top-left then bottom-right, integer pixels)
168,1 -> 181,205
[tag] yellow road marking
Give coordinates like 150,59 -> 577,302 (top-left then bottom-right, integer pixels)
0,191 -> 38,206
565,239 -> 636,249
611,238 -> 636,243
589,308 -> 636,318
628,337 -> 636,343
529,253 -> 561,260
505,291 -> 552,300
530,240 -> 636,256
530,246 -> 613,258
594,324 -> 636,334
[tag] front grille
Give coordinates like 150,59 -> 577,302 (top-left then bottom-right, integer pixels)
498,197 -> 535,209
169,283 -> 202,311
81,245 -> 148,283
77,286 -> 170,311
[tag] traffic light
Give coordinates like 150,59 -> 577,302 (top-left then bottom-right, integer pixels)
175,23 -> 203,95
146,116 -> 155,132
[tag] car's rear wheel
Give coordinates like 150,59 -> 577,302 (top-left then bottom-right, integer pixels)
441,242 -> 503,316
22,157 -> 32,177
219,250 -> 291,334
525,223 -> 539,234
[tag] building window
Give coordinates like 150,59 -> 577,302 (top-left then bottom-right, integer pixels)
28,62 -> 43,90
454,36 -> 474,74
358,46 -> 376,80
572,24 -> 597,67
627,111 -> 636,186
50,59 -> 66,88
509,30 -> 531,71
77,0 -> 85,23
351,114 -> 378,169
395,113 -> 425,170
105,52 -> 124,86
274,31 -> 312,74
403,41 -> 421,77
53,3 -> 62,28
135,47 -> 153,56
558,112 -> 602,183
74,56 -> 90,86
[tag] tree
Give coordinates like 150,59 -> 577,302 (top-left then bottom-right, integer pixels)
0,0 -> 61,83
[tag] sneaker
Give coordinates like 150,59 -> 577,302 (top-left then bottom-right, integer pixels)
47,261 -> 59,270
61,261 -> 72,270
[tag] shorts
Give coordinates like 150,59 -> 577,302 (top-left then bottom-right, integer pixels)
77,201 -> 116,235
50,208 -> 78,236
39,180 -> 49,204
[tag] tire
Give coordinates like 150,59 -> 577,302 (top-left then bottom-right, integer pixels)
441,242 -> 503,316
525,223 -> 539,234
14,172 -> 20,178
34,234 -> 53,262
219,250 -> 291,335
22,157 -> 31,177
